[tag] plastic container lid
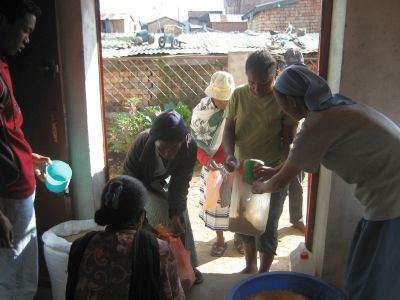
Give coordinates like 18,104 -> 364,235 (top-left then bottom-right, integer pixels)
300,251 -> 309,259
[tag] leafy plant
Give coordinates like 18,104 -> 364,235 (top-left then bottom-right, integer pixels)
106,98 -> 161,155
106,98 -> 192,156
164,101 -> 192,126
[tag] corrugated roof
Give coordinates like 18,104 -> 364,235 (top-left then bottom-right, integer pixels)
242,0 -> 300,19
146,16 -> 183,26
101,31 -> 319,58
100,13 -> 129,21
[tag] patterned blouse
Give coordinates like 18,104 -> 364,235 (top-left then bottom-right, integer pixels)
73,229 -> 185,300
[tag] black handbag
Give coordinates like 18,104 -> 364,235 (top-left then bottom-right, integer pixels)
0,75 -> 20,188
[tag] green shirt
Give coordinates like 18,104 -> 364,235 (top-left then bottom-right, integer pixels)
225,84 -> 297,165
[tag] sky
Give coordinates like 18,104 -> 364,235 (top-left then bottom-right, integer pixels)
100,0 -> 225,23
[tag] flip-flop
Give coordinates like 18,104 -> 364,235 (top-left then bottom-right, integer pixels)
234,236 -> 245,255
210,242 -> 227,257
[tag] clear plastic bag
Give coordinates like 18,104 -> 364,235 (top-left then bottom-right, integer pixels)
229,171 -> 270,236
203,169 -> 223,210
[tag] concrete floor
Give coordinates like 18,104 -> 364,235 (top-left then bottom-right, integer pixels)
35,173 -> 307,299
186,175 -> 306,299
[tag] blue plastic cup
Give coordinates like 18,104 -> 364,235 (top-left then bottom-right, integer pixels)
45,160 -> 72,193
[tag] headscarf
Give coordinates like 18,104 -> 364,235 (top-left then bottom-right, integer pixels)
140,110 -> 189,185
274,64 -> 355,111
149,109 -> 187,142
190,97 -> 225,156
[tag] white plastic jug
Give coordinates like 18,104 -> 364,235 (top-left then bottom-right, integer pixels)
229,171 -> 270,236
289,242 -> 316,275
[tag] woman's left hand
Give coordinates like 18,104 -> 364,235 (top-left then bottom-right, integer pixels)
32,153 -> 52,182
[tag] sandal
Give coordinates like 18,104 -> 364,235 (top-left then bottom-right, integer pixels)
193,268 -> 204,284
210,242 -> 227,257
234,235 -> 244,255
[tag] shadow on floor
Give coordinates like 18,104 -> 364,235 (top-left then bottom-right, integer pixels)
188,272 -> 249,300
278,226 -> 304,238
196,238 -> 245,266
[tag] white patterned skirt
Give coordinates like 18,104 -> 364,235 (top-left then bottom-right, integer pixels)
199,166 -> 229,231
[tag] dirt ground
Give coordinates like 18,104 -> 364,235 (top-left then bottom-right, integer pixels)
187,171 -> 307,274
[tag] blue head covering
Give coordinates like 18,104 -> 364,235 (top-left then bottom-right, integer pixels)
274,64 -> 354,111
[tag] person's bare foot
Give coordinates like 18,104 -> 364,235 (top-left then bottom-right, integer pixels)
292,222 -> 306,234
233,234 -> 244,255
239,266 -> 258,274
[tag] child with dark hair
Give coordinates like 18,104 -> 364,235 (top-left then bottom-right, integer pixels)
66,176 -> 185,300
0,1 -> 50,298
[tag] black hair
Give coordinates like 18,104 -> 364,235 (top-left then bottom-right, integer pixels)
245,49 -> 277,77
94,175 -> 147,227
0,0 -> 42,23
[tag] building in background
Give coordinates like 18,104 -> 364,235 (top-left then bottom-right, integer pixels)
224,0 -> 264,15
209,14 -> 248,32
101,13 -> 140,34
242,0 -> 321,33
188,11 -> 223,27
146,16 -> 184,33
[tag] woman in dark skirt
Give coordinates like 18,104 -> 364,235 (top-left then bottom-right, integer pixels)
252,64 -> 400,300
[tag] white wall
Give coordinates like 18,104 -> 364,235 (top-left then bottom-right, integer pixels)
228,51 -> 251,86
312,0 -> 400,289
56,0 -> 106,219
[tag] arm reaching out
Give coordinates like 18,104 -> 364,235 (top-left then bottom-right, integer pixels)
252,161 -> 301,194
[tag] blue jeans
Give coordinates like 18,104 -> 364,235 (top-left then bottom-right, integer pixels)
238,188 -> 287,254
0,192 -> 38,299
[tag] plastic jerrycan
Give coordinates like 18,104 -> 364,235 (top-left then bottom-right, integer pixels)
289,242 -> 316,275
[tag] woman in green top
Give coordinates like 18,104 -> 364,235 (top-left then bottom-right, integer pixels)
223,50 -> 298,273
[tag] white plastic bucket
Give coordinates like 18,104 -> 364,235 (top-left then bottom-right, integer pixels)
42,219 -> 103,300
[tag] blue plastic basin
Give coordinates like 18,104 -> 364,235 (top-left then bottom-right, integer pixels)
228,271 -> 347,300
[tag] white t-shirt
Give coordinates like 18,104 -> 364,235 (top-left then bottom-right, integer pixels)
289,103 -> 400,221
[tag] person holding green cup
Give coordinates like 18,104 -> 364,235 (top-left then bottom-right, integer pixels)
223,50 -> 298,274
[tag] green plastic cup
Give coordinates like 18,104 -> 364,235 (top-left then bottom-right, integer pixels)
242,159 -> 264,184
